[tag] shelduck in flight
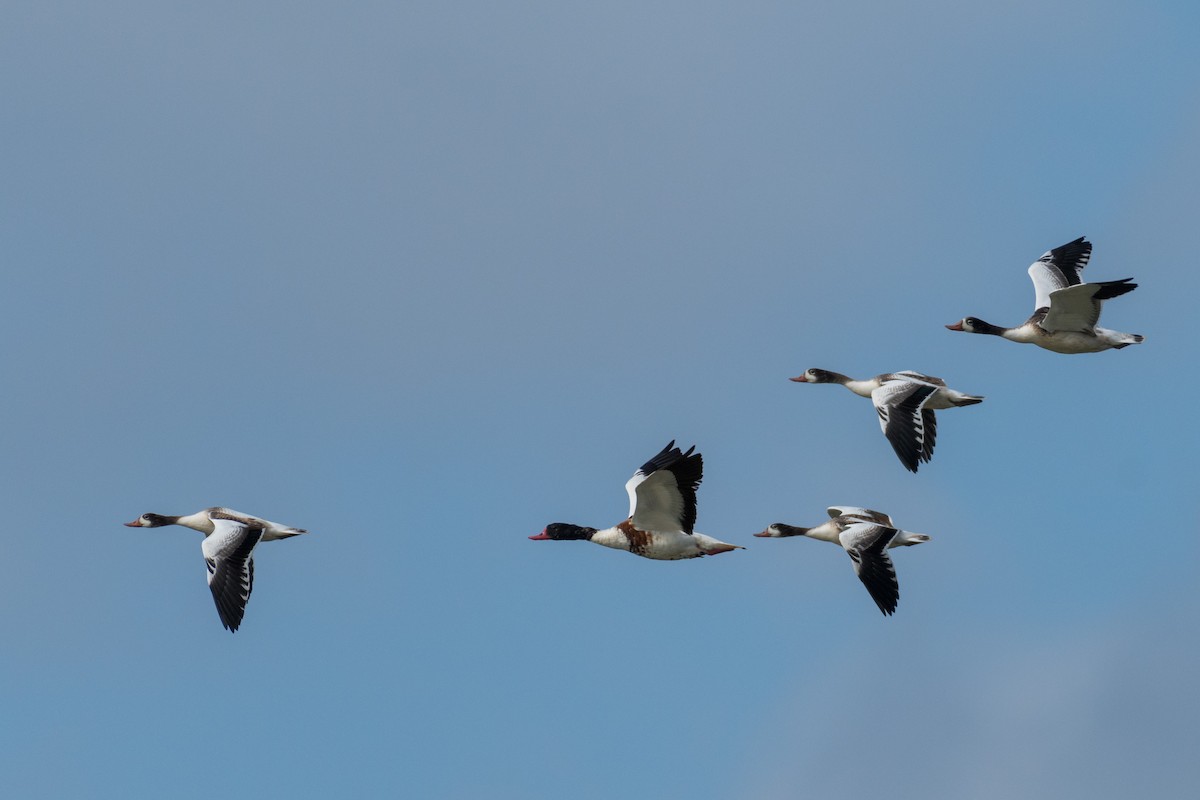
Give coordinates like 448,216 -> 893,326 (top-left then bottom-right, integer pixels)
531,441 -> 743,560
755,506 -> 930,616
946,236 -> 1143,353
790,369 -> 983,473
125,507 -> 307,632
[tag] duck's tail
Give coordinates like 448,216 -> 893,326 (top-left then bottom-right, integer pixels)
951,394 -> 985,407
1111,333 -> 1145,349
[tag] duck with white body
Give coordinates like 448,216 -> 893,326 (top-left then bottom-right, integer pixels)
125,506 -> 307,632
530,441 -> 743,560
755,506 -> 930,616
946,236 -> 1143,354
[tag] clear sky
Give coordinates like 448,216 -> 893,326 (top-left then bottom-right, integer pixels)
2,2 -> 1197,798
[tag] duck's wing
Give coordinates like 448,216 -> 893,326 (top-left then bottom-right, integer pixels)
827,506 -> 895,527
840,522 -> 902,616
201,518 -> 264,632
1040,279 -> 1138,333
1028,236 -> 1092,310
208,507 -> 307,539
921,407 -> 937,464
872,380 -> 938,473
625,440 -> 702,534
891,370 -> 945,387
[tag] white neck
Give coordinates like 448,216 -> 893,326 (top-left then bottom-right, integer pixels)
842,379 -> 877,398
803,521 -> 842,543
1002,326 -> 1038,344
590,526 -> 631,552
173,511 -> 215,534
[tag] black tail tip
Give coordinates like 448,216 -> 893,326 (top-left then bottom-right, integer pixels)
1113,335 -> 1145,349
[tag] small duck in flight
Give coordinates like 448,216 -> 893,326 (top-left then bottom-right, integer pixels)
126,507 -> 307,632
531,441 -> 743,560
946,236 -> 1143,353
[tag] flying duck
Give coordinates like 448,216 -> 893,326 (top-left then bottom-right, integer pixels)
530,440 -> 743,560
790,369 -> 983,473
754,506 -> 930,615
125,507 -> 307,632
946,236 -> 1144,353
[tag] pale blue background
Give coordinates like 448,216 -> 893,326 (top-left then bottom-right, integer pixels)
2,2 -> 1197,798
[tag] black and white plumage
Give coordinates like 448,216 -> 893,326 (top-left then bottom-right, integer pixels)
530,441 -> 742,560
202,517 -> 264,632
946,236 -> 1144,353
840,522 -> 905,615
754,506 -> 931,616
790,369 -> 982,473
624,440 -> 703,535
871,379 -> 938,472
125,507 -> 307,632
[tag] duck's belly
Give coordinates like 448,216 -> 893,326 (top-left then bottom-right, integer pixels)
1036,331 -> 1108,354
592,526 -> 702,560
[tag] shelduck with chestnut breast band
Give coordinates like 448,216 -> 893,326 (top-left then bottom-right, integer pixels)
531,440 -> 743,560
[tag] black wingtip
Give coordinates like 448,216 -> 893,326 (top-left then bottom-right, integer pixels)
1045,236 -> 1093,272
864,580 -> 900,615
215,600 -> 245,632
888,428 -> 923,472
868,581 -> 900,615
634,439 -> 704,534
637,440 -> 702,476
1093,278 -> 1138,301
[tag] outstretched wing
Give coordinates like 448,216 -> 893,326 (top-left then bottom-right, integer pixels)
871,380 -> 938,473
891,370 -> 945,387
827,506 -> 895,527
201,518 -> 264,632
625,440 -> 703,534
1040,279 -> 1137,333
1028,236 -> 1092,310
840,522 -> 902,616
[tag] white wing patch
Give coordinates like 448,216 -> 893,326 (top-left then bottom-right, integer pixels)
827,506 -> 895,527
1028,260 -> 1073,310
1027,238 -> 1091,310
892,370 -> 945,387
627,470 -> 687,533
1040,283 -> 1104,332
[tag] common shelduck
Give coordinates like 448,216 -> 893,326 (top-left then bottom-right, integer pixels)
790,369 -> 983,473
125,507 -> 307,632
946,236 -> 1143,353
755,506 -> 930,615
530,441 -> 743,560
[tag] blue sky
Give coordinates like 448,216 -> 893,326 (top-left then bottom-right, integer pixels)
2,2 -> 1197,797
